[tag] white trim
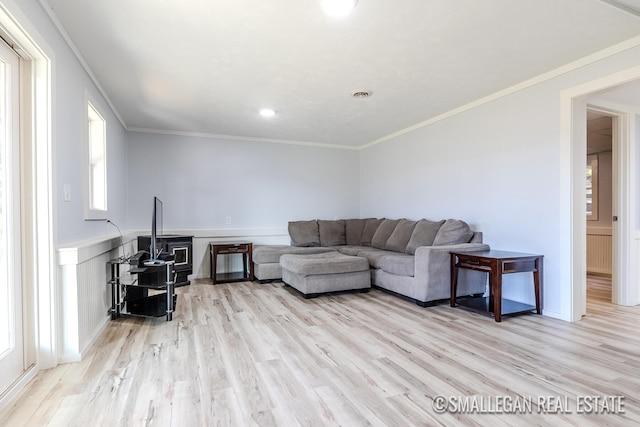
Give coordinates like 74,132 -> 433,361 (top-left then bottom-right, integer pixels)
0,0 -> 56,378
130,34 -> 640,151
57,228 -> 289,265
597,0 -> 640,17
34,0 -> 640,151
38,0 -> 126,129
363,36 -> 640,150
0,364 -> 37,412
58,234 -> 136,265
168,227 -> 289,239
126,127 -> 360,151
562,66 -> 640,321
84,94 -> 109,219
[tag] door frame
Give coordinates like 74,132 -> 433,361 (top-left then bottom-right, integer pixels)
585,106 -> 623,304
562,66 -> 640,321
0,0 -> 54,410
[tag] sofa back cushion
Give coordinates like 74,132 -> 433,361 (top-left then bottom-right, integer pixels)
405,219 -> 446,254
371,219 -> 401,249
360,218 -> 384,246
433,219 -> 474,246
318,220 -> 346,246
385,219 -> 418,252
288,220 -> 320,247
345,218 -> 370,246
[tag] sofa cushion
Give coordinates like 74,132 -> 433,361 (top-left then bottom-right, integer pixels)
360,218 -> 384,246
345,218 -> 370,246
385,219 -> 417,252
356,248 -> 393,269
405,219 -> 446,254
380,253 -> 415,277
318,220 -> 346,246
288,220 -> 320,247
433,219 -> 474,246
336,245 -> 368,256
280,252 -> 369,275
371,219 -> 401,249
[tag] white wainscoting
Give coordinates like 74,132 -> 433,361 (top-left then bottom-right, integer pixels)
586,227 -> 612,275
176,228 -> 289,279
57,235 -> 136,363
56,228 -> 288,364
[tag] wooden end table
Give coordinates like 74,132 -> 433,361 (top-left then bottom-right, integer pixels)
450,250 -> 543,322
209,241 -> 254,284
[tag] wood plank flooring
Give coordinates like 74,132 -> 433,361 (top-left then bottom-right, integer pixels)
1,276 -> 638,426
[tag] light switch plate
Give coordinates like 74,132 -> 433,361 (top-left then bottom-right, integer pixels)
63,184 -> 71,202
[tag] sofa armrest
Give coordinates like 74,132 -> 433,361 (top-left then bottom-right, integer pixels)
415,243 -> 489,255
412,243 -> 490,301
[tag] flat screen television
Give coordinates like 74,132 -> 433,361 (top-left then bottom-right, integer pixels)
149,196 -> 164,262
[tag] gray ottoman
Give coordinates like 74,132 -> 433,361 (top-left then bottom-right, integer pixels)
280,252 -> 371,298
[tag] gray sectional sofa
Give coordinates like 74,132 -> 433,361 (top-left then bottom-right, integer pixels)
253,218 -> 489,306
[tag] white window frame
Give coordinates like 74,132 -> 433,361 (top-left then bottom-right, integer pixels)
84,96 -> 107,220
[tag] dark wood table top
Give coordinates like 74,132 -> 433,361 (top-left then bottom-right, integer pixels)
451,250 -> 543,259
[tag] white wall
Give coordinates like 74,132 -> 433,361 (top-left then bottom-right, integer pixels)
360,44 -> 640,320
9,0 -> 130,245
126,132 -> 361,231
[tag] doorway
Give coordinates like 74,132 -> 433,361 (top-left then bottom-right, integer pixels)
0,5 -> 54,410
585,109 -> 614,309
564,68 -> 640,322
0,34 -> 24,395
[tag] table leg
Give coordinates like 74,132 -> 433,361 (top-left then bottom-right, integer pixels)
110,263 -> 118,319
166,263 -> 174,321
450,254 -> 458,307
492,260 -> 502,322
249,244 -> 254,281
533,256 -> 543,315
212,248 -> 218,285
242,252 -> 248,279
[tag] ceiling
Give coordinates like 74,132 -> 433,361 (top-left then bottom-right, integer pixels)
42,0 -> 640,148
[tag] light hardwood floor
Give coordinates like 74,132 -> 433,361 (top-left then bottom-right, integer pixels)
1,277 -> 638,426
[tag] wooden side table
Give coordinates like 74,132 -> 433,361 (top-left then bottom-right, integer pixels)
209,242 -> 254,284
450,250 -> 543,322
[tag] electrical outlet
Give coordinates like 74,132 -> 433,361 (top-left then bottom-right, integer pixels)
225,216 -> 232,225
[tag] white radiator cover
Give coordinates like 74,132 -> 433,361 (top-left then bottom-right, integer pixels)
587,227 -> 612,275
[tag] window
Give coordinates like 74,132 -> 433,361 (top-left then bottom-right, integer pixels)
586,154 -> 598,221
87,101 -> 107,217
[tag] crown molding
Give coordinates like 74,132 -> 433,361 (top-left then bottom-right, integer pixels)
39,0 -> 127,130
36,0 -> 640,152
598,0 -> 640,18
360,35 -> 640,150
126,126 -> 361,150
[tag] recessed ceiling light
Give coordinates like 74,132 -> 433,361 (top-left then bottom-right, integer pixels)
351,90 -> 372,98
259,108 -> 276,117
321,0 -> 359,19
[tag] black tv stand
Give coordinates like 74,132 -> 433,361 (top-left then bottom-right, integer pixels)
108,259 -> 176,321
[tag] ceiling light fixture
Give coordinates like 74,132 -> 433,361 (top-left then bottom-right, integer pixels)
259,108 -> 276,117
321,0 -> 359,19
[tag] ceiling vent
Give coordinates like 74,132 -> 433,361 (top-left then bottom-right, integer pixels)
351,90 -> 371,98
